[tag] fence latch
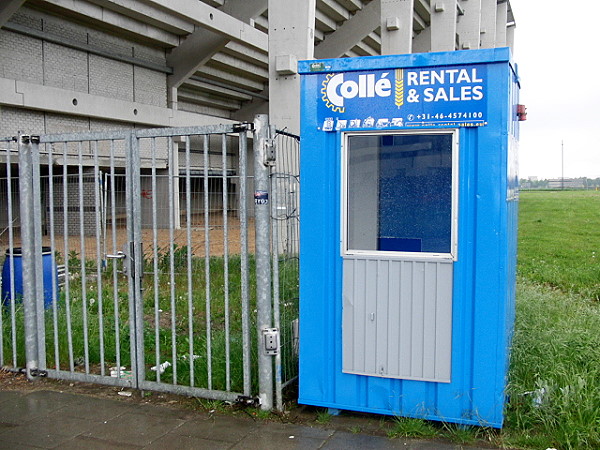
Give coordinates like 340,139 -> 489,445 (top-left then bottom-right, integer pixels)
265,138 -> 276,165
262,328 -> 279,355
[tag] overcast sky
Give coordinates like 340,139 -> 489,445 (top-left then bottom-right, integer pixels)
512,0 -> 600,179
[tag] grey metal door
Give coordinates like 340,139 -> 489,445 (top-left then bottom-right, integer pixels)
341,130 -> 458,383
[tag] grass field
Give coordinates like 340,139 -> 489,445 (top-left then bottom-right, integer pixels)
503,190 -> 600,449
517,190 -> 600,300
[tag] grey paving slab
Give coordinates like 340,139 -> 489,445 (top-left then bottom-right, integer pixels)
55,394 -> 136,422
82,410 -> 185,447
0,390 -> 24,404
322,431 -> 410,449
133,402 -> 199,421
172,414 -> 259,443
143,433 -> 232,450
256,421 -> 336,439
231,432 -> 327,450
55,435 -> 143,449
0,427 -> 71,448
0,389 -> 501,450
0,390 -> 66,425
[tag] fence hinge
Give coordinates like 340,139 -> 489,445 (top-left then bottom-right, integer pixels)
235,395 -> 261,407
30,369 -> 48,378
18,135 -> 40,144
262,328 -> 279,356
233,122 -> 254,133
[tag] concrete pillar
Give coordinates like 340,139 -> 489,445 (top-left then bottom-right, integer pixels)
495,1 -> 508,47
457,0 -> 481,50
268,0 -> 316,135
380,0 -> 414,55
430,1 -> 457,52
480,0 -> 497,48
506,23 -> 516,53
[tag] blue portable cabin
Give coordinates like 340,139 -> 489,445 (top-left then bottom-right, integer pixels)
298,48 -> 520,428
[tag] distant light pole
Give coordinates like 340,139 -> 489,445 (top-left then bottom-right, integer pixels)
561,140 -> 564,190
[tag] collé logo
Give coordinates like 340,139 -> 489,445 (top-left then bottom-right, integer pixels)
321,71 -> 399,113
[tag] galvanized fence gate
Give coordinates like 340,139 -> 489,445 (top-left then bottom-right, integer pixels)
0,115 -> 299,411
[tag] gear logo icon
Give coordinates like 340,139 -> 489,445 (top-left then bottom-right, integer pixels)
321,74 -> 345,113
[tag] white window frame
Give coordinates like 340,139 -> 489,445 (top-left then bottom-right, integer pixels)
341,129 -> 459,261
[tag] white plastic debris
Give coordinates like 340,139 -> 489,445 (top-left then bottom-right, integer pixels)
150,361 -> 172,374
524,387 -> 547,407
117,391 -> 132,397
181,354 -> 201,361
109,366 -> 133,379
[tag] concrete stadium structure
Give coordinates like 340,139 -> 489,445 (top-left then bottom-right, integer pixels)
1,0 -> 515,138
0,0 -> 516,232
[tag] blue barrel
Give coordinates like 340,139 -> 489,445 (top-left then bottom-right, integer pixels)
1,247 -> 59,309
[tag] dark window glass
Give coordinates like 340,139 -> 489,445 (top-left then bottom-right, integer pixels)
347,133 -> 453,253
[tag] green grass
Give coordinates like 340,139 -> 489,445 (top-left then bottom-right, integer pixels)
1,250 -> 299,396
518,190 -> 600,300
504,190 -> 600,449
504,278 -> 600,449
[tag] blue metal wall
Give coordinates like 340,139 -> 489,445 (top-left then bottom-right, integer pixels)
298,49 -> 520,427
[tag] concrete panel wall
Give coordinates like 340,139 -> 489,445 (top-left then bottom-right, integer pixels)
0,6 -> 171,138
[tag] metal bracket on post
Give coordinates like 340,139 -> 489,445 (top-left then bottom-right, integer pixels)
265,138 -> 276,166
262,328 -> 280,356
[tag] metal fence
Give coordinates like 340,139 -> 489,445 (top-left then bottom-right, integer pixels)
0,116 -> 299,410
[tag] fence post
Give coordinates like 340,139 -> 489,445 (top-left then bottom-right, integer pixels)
254,114 -> 274,410
30,137 -> 47,370
17,134 -> 41,380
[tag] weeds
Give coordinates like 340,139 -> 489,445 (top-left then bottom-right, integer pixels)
387,416 -> 437,439
315,410 -> 332,425
1,247 -> 299,397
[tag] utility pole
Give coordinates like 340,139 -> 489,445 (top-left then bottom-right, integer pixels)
561,140 -> 564,190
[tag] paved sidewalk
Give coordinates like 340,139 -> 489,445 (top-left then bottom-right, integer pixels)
0,389 -> 495,449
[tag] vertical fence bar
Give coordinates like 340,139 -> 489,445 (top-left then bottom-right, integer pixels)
93,141 -> 105,376
131,134 -> 145,388
238,129 -> 251,396
47,142 -> 60,370
254,114 -> 274,410
7,139 -> 18,368
221,133 -> 231,391
31,138 -> 46,370
168,137 -> 178,385
18,135 -> 40,380
62,142 -> 74,371
77,141 -> 90,374
203,134 -> 212,389
185,136 -> 195,386
109,140 -> 122,377
151,138 -> 161,383
125,132 -> 138,384
0,142 -> 5,367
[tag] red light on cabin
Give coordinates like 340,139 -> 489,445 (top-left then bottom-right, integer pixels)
517,104 -> 527,121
